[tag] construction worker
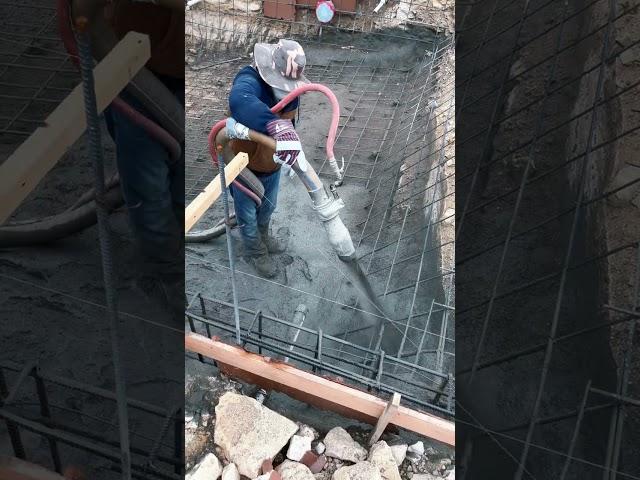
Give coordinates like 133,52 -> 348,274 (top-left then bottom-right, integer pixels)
101,1 -> 185,319
225,39 -> 310,278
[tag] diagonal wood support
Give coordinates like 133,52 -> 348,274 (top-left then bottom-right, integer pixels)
184,152 -> 248,232
185,333 -> 455,446
0,32 -> 151,225
369,392 -> 401,445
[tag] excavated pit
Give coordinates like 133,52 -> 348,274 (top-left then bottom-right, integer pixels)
184,4 -> 455,422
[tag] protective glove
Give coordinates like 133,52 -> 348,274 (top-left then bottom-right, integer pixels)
226,117 -> 250,140
266,119 -> 308,174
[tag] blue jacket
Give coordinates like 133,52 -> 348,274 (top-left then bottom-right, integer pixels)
228,66 -> 298,134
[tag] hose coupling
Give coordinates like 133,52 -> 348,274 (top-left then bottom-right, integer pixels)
314,195 -> 345,222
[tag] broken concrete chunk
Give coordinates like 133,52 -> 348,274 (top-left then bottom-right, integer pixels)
368,441 -> 402,480
256,473 -> 281,480
407,441 -> 424,456
389,444 -> 407,465
287,434 -> 313,462
315,442 -> 326,455
296,422 -> 319,439
323,427 -> 367,463
300,451 -> 327,473
221,463 -> 240,480
186,453 -> 222,480
214,392 -> 298,478
276,460 -> 316,480
332,461 -> 383,480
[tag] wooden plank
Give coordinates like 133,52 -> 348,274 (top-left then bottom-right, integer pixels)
0,456 -> 66,480
184,152 -> 248,232
185,333 -> 455,446
0,32 -> 151,224
369,392 -> 401,445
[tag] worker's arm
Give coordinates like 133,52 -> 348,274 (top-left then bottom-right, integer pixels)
228,70 -> 299,134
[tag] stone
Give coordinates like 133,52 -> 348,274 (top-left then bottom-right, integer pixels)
332,462 -> 383,480
262,459 -> 274,473
288,434 -> 313,461
276,460 -> 315,480
407,441 -> 424,456
389,444 -> 407,465
300,451 -> 327,474
297,423 -> 319,439
446,469 -> 455,480
257,473 -> 282,480
323,427 -> 367,463
221,463 -> 240,480
186,453 -> 222,480
248,1 -> 261,11
368,441 -> 402,480
214,392 -> 298,478
411,475 -> 439,480
315,442 -> 326,455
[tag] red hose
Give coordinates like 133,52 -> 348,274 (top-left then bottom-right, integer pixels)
208,83 -> 341,205
56,0 -> 182,161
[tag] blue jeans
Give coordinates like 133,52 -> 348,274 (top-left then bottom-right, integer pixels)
230,169 -> 281,256
104,75 -> 185,278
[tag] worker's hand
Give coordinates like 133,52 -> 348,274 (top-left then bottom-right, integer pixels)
266,119 -> 308,172
226,117 -> 251,140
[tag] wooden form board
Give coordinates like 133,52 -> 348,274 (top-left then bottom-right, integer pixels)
185,333 -> 455,446
0,32 -> 151,225
184,152 -> 248,232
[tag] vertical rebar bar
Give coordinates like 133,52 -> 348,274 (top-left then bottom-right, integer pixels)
75,22 -> 131,480
217,150 -> 242,345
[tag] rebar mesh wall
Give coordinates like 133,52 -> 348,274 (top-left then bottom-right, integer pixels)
457,0 -> 640,477
185,0 -> 455,417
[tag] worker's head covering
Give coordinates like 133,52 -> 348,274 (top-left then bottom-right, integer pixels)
253,39 -> 309,92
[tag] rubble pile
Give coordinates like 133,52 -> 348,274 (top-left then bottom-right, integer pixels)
186,392 -> 455,480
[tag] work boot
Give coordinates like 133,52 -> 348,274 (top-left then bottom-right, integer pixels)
247,252 -> 278,278
258,224 -> 287,254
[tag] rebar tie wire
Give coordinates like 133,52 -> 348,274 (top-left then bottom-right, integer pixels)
75,18 -> 132,480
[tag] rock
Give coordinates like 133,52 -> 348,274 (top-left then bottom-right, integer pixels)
332,462 -> 383,480
186,453 -> 222,480
389,444 -> 407,465
315,442 -> 326,455
323,427 -> 367,463
248,1 -> 261,11
368,442 -> 402,480
276,460 -> 315,480
257,473 -> 282,480
288,434 -> 313,461
300,451 -> 327,474
446,469 -> 455,480
411,475 -> 439,480
407,442 -> 424,456
297,423 -> 319,439
214,393 -> 298,478
221,463 -> 240,480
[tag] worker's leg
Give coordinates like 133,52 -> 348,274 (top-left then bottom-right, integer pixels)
255,170 -> 286,253
104,81 -> 184,317
229,182 -> 264,257
256,169 -> 281,228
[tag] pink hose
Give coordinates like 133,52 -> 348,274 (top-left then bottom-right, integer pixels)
208,82 -> 340,163
208,83 -> 341,205
56,0 -> 182,161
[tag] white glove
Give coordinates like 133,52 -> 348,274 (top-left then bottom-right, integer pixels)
226,117 -> 250,140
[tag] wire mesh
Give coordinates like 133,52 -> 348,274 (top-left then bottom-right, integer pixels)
457,0 -> 640,477
185,0 -> 455,418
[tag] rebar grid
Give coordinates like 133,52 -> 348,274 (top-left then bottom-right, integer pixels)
0,1 -> 77,153
0,361 -> 183,479
457,0 -> 640,477
185,0 -> 454,417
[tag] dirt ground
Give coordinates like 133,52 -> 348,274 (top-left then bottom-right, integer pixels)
456,0 -> 639,477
